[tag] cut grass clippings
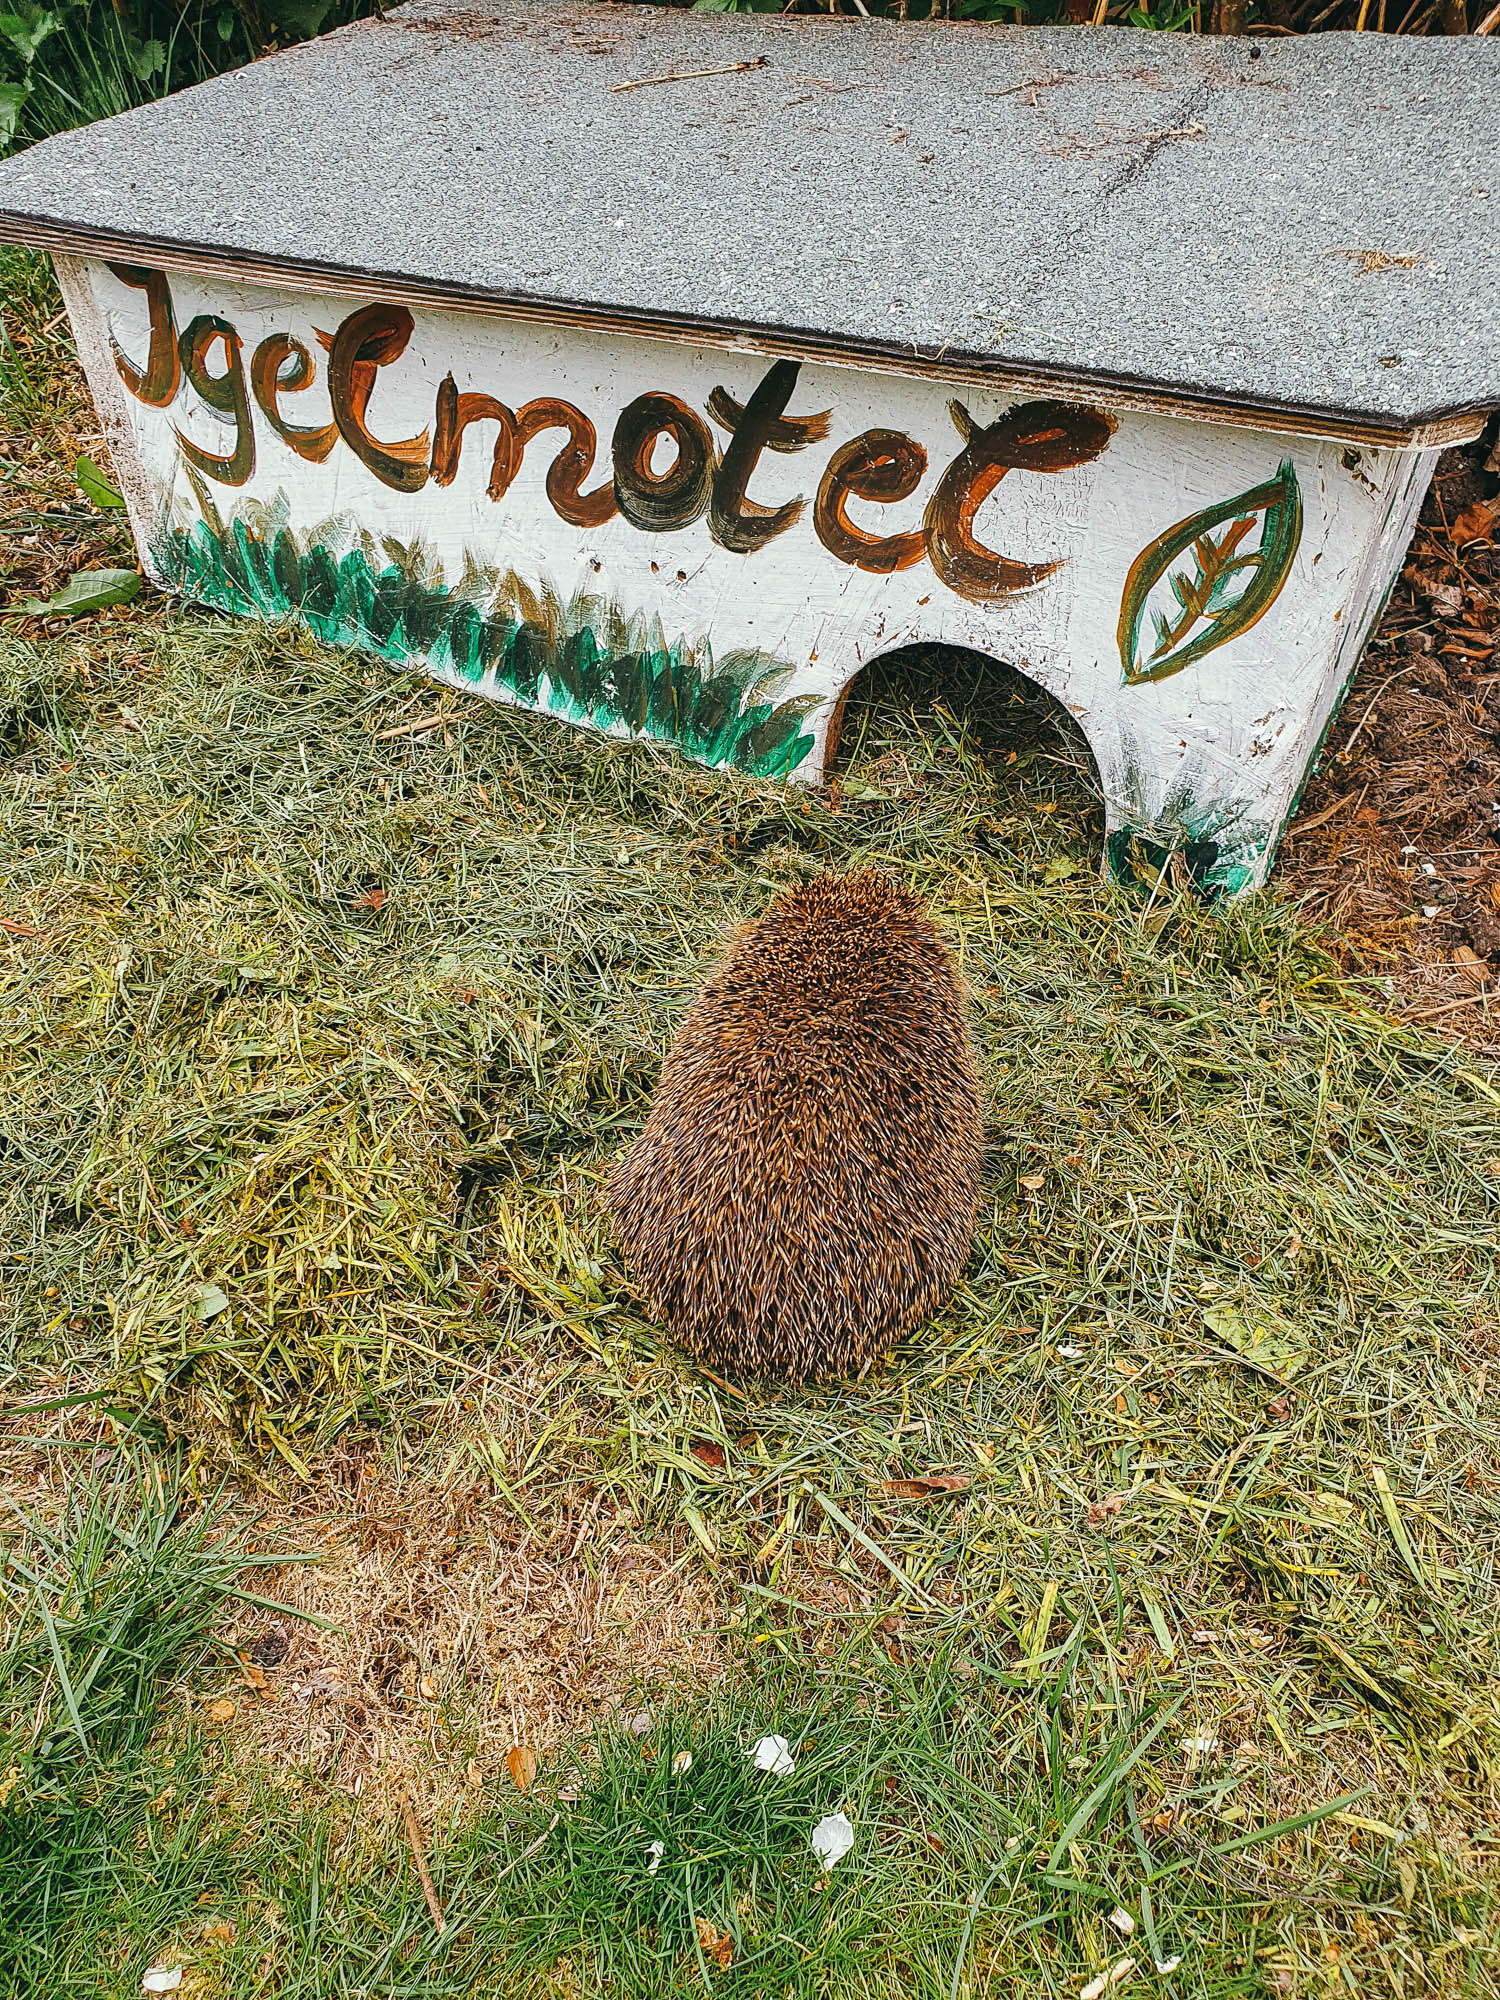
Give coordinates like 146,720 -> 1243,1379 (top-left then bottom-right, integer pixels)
3,252 -> 1498,1994
2,613 -> 1498,1993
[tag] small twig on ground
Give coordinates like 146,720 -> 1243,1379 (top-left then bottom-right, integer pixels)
1286,785 -> 1368,839
1405,987 -> 1495,1021
395,1784 -> 447,1934
492,1812 -> 561,1885
612,56 -> 767,92
1335,660 -> 1430,764
693,1363 -> 752,1404
375,711 -> 451,741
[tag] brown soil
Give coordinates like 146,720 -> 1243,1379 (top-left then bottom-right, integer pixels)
1278,427 -> 1500,1048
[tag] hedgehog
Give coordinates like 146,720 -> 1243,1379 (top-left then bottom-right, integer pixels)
605,869 -> 983,1383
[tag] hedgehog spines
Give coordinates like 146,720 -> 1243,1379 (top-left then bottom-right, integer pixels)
605,868 -> 983,1383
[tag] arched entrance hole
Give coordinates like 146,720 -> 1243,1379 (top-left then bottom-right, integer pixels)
828,643 -> 1105,853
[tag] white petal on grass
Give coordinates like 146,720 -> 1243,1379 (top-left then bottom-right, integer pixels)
671,1750 -> 693,1776
752,1734 -> 795,1776
142,1973 -> 183,1996
1154,1956 -> 1182,1975
646,1839 -> 665,1877
1109,1907 -> 1136,1936
1079,1958 -> 1135,2000
1058,1345 -> 1086,1360
810,1811 -> 855,1871
1182,1731 -> 1219,1760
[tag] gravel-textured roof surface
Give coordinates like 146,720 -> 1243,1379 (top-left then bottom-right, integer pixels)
1,0 -> 1496,434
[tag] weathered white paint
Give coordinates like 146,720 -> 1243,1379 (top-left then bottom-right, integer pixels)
56,255 -> 1437,894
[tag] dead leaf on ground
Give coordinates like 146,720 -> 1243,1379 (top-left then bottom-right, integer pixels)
1080,1958 -> 1136,2000
1203,1304 -> 1308,1382
1452,944 -> 1491,985
203,1921 -> 238,1944
1086,1492 -> 1127,1527
506,1744 -> 537,1793
1449,498 -> 1498,547
205,1698 -> 237,1724
236,1655 -> 276,1698
695,1917 -> 734,1969
690,1439 -> 727,1470
877,1474 -> 970,1500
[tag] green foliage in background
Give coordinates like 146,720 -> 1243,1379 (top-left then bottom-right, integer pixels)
0,0 -> 374,154
685,0 -> 1486,34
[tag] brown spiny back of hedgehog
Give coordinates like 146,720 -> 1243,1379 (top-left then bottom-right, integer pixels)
605,869 -> 983,1383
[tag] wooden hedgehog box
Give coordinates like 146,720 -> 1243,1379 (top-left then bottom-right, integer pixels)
1,1 -> 1496,894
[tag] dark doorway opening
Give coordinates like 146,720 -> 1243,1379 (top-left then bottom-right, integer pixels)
828,643 -> 1104,858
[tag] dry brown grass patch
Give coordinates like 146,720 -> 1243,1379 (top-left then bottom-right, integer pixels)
215,1455 -> 728,1826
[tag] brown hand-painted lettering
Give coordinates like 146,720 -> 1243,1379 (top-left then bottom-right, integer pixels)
612,393 -> 717,534
814,430 -> 928,574
107,264 -> 179,408
707,361 -> 831,555
431,373 -> 517,498
326,304 -> 430,494
175,316 -> 254,487
924,399 -> 1115,603
511,400 -> 618,530
251,334 -> 337,464
432,382 -> 617,526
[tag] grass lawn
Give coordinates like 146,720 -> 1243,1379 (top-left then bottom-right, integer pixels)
1,248 -> 1498,1999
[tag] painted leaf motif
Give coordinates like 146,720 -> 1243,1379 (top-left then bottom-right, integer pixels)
1118,460 -> 1302,686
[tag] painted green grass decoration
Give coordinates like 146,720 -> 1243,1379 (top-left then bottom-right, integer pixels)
1118,460 -> 1303,685
154,477 -> 817,780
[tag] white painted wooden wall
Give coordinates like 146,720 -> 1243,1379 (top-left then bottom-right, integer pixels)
58,256 -> 1437,894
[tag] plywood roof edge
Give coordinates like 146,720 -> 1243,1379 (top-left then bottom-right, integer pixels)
8,212 -> 1489,453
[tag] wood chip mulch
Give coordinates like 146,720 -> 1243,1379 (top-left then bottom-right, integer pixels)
1279,425 -> 1500,1049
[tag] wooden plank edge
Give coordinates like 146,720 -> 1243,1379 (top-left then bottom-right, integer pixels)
2,211 -> 1490,453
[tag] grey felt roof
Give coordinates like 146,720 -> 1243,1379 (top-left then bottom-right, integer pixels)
1,0 -> 1497,441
